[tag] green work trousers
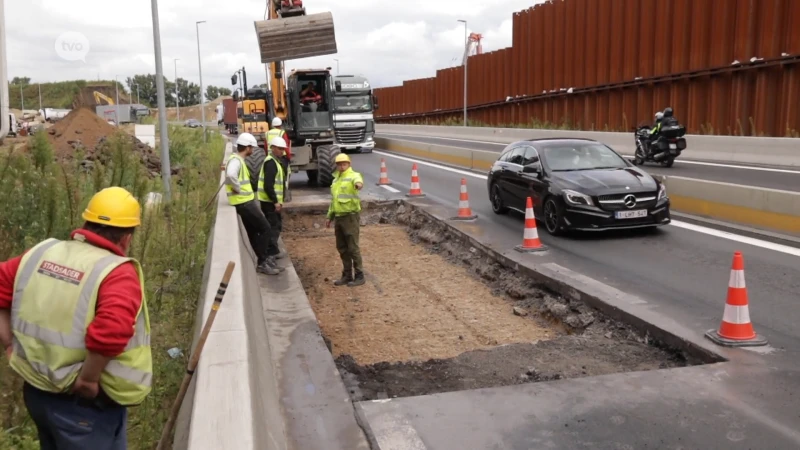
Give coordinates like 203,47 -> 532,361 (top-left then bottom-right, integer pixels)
334,212 -> 363,274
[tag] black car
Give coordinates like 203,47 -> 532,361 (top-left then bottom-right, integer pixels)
487,138 -> 670,235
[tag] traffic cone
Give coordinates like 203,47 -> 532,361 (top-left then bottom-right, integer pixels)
514,197 -> 547,253
705,252 -> 768,347
451,178 -> 477,220
376,158 -> 392,186
405,163 -> 425,197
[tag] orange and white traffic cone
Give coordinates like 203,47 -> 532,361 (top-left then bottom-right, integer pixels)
514,197 -> 547,253
451,178 -> 477,220
376,158 -> 392,186
406,163 -> 425,197
705,251 -> 768,347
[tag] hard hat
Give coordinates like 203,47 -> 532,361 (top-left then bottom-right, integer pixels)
271,117 -> 282,127
334,153 -> 351,163
236,133 -> 258,147
82,187 -> 141,228
269,136 -> 287,148
663,107 -> 674,117
655,112 -> 664,120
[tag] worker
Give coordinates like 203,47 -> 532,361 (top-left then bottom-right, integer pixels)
267,117 -> 292,162
225,133 -> 281,275
0,187 -> 151,448
325,154 -> 365,287
258,136 -> 288,260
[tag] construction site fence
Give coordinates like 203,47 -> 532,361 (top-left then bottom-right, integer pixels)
373,0 -> 800,137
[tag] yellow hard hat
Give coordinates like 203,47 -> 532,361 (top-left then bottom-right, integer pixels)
334,153 -> 351,163
82,187 -> 142,228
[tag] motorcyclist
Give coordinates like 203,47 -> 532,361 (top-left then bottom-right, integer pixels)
643,111 -> 664,156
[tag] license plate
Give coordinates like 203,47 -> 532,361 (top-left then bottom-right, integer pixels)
669,143 -> 677,149
670,148 -> 677,155
615,209 -> 647,219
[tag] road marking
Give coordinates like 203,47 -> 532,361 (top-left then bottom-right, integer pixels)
379,184 -> 401,193
378,133 -> 800,175
373,150 -> 800,256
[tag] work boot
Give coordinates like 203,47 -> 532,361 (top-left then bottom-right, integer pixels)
266,256 -> 285,272
257,261 -> 280,275
334,270 -> 352,286
348,271 -> 365,287
275,251 -> 288,260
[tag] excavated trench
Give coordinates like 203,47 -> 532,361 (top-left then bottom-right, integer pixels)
283,202 -> 710,402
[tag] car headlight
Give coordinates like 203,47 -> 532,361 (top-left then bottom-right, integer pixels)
657,183 -> 667,201
563,189 -> 593,206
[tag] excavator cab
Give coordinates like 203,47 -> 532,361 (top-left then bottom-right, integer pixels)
286,70 -> 333,138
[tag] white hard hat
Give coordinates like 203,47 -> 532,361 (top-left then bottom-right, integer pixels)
236,133 -> 258,147
272,117 -> 282,127
655,111 -> 664,120
269,136 -> 287,148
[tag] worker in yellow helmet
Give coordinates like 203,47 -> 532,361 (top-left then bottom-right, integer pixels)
0,186 -> 151,448
325,153 -> 366,287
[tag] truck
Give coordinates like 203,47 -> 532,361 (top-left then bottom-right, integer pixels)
222,98 -> 238,134
96,105 -> 132,124
331,74 -> 378,153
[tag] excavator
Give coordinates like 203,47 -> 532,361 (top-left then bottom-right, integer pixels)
247,0 -> 341,187
231,68 -> 271,142
93,91 -> 115,105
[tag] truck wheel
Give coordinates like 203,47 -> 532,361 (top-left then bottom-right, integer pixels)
316,145 -> 340,187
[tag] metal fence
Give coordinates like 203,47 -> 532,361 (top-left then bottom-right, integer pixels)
374,0 -> 800,137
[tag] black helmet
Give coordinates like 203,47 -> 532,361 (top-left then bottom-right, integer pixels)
663,107 -> 674,117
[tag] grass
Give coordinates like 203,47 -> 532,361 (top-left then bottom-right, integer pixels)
0,125 -> 225,449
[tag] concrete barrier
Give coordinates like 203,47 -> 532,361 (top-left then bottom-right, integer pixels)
375,136 -> 800,235
376,124 -> 800,167
175,142 -> 370,450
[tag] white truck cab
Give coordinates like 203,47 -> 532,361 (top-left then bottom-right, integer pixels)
332,75 -> 377,153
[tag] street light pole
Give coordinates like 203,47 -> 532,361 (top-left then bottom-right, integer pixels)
114,76 -> 120,127
19,83 -> 23,111
151,0 -> 172,200
196,20 -> 206,142
458,19 -> 467,127
38,83 -> 42,111
174,58 -> 180,121
334,58 -> 339,75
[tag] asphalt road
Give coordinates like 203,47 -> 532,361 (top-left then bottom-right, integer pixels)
377,132 -> 800,192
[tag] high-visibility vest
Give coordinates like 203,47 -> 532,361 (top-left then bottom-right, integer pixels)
225,153 -> 255,205
266,128 -> 286,145
257,155 -> 285,203
9,237 -> 152,406
327,167 -> 363,217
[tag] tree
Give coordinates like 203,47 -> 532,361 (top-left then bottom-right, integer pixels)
218,87 -> 232,97
11,77 -> 30,86
205,86 -> 233,101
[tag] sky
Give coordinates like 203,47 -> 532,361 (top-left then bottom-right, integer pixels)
5,0 -> 543,93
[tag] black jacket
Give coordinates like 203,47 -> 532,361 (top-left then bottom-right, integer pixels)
259,157 -> 284,203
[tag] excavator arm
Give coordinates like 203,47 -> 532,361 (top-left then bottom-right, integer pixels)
93,91 -> 115,105
267,0 -> 287,120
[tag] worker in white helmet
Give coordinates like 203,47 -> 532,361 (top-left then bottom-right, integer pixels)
225,133 -> 282,275
267,117 -> 292,162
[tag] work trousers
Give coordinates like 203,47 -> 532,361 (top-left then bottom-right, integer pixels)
235,200 -> 271,264
334,212 -> 363,274
23,382 -> 127,450
260,201 -> 283,257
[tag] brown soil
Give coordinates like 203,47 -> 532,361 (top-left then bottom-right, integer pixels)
284,208 -> 690,401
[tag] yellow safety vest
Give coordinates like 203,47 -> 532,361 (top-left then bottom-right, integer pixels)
266,128 -> 286,145
257,155 -> 285,203
327,167 -> 363,218
225,153 -> 255,205
9,236 -> 152,406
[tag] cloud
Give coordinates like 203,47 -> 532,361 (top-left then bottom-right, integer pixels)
6,0 -> 543,93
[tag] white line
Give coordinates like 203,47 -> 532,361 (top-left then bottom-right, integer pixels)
374,150 -> 800,257
379,133 -> 800,175
379,184 -> 401,193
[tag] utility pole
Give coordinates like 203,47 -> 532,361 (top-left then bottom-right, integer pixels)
196,20 -> 206,142
151,0 -> 172,200
19,83 -> 23,111
334,58 -> 339,75
174,58 -> 180,121
0,0 -> 8,141
458,19 -> 468,127
38,83 -> 42,111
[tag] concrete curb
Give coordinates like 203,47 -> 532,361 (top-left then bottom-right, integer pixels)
375,136 -> 800,236
376,124 -> 800,167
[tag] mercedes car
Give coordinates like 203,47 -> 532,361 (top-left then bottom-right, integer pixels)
487,138 -> 670,235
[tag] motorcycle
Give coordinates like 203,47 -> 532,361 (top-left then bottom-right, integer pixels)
632,123 -> 687,168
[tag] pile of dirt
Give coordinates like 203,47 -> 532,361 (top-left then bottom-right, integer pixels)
45,108 -> 165,176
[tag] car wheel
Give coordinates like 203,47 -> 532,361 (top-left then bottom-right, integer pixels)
490,184 -> 509,215
543,197 -> 565,236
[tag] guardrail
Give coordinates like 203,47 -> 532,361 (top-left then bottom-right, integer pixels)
376,124 -> 800,168
375,136 -> 800,236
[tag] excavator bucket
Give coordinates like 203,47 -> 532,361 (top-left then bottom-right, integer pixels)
254,12 -> 337,63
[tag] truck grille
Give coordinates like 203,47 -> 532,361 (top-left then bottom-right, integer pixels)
335,127 -> 366,145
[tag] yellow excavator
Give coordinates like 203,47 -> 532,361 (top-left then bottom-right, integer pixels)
248,0 -> 341,187
93,91 -> 115,105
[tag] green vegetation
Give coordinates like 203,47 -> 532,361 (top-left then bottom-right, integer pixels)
0,126 -> 225,449
6,79 -> 112,110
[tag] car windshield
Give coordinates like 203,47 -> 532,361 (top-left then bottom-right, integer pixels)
542,143 -> 628,171
333,95 -> 372,112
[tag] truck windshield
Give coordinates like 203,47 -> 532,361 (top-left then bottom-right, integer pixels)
333,95 -> 372,112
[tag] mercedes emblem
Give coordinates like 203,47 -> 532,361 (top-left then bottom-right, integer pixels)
623,194 -> 637,209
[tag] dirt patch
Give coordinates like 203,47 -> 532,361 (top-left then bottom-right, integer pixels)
284,205 -> 693,401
